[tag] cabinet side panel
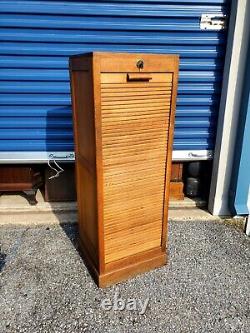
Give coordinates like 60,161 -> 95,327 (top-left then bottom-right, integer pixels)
70,67 -> 98,265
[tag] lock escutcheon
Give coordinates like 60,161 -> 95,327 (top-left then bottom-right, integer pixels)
136,60 -> 144,70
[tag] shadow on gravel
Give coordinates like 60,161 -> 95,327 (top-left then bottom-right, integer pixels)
0,248 -> 7,272
59,223 -> 78,249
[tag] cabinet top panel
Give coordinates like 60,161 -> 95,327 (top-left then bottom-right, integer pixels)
70,52 -> 179,73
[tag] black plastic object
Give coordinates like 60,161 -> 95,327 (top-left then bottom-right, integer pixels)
187,161 -> 202,178
185,177 -> 201,197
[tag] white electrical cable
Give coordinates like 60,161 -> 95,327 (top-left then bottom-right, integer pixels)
47,158 -> 64,180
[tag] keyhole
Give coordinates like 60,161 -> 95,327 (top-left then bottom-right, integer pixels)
136,60 -> 144,70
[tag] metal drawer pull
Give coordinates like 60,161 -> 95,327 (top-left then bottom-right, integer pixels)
127,73 -> 152,81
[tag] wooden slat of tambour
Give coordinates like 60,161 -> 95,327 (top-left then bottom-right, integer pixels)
102,109 -> 170,116
101,95 -> 171,102
103,118 -> 169,125
102,89 -> 172,95
105,215 -> 163,230
105,211 -> 162,223
104,158 -> 166,171
104,156 -> 166,166
101,72 -> 171,263
105,222 -> 162,242
105,242 -> 160,263
104,202 -> 164,217
103,135 -> 167,146
104,212 -> 162,224
101,73 -> 172,84
104,179 -> 165,190
104,193 -> 164,207
103,112 -> 169,117
104,166 -> 166,179
103,146 -> 167,155
104,134 -> 167,145
102,114 -> 169,123
104,169 -> 165,178
103,116 -> 169,123
101,90 -> 171,96
103,128 -> 168,138
102,82 -> 172,86
103,108 -> 170,116
104,214 -> 162,229
103,155 -> 166,168
103,126 -> 169,135
103,109 -> 170,115
103,135 -> 167,144
105,218 -> 162,230
102,124 -> 169,133
104,193 -> 164,209
102,105 -> 170,111
105,221 -> 163,242
101,87 -> 172,93
102,94 -> 171,105
105,215 -> 162,234
104,180 -> 164,195
103,105 -> 170,111
103,138 -> 168,153
103,130 -> 168,138
103,136 -> 167,147
102,124 -> 169,136
101,90 -> 171,101
105,228 -> 161,248
102,100 -> 171,106
103,147 -> 166,160
104,175 -> 166,189
101,82 -> 171,88
104,176 -> 166,187
105,208 -> 163,223
101,99 -> 170,107
104,173 -> 166,186
103,146 -> 167,157
101,82 -> 172,87
101,97 -> 170,106
103,126 -> 168,136
105,223 -> 162,263
102,88 -> 172,92
103,116 -> 169,125
102,103 -> 170,111
103,195 -> 164,211
103,131 -> 168,138
104,171 -> 166,188
104,203 -> 164,219
105,171 -> 167,182
101,87 -> 172,92
105,167 -> 165,178
104,166 -> 166,178
104,184 -> 164,196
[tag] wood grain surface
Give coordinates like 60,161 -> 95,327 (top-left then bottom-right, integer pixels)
70,52 -> 179,287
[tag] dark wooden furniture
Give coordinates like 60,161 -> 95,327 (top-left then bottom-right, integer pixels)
70,52 -> 179,287
170,163 -> 184,200
44,164 -> 76,202
0,165 -> 43,205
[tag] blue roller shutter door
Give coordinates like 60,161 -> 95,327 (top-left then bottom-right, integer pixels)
0,0 -> 230,158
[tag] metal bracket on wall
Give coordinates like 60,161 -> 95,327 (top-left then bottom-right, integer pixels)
200,14 -> 227,31
48,152 -> 75,160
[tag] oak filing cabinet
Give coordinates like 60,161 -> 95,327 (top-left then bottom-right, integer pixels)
69,52 -> 179,287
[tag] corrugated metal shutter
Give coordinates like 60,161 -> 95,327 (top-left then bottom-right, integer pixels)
0,0 -> 230,162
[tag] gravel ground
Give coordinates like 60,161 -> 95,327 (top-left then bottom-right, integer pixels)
0,220 -> 249,333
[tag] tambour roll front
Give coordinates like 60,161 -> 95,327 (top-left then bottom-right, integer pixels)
69,52 -> 179,287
